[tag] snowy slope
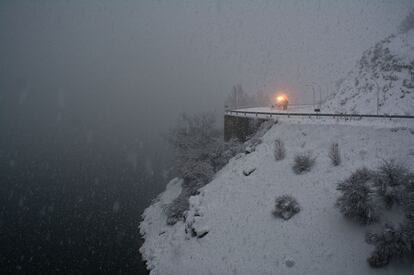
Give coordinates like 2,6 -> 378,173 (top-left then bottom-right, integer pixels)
140,118 -> 414,274
323,30 -> 414,115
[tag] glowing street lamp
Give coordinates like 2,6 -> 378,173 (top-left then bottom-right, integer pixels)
276,96 -> 285,102
275,94 -> 289,110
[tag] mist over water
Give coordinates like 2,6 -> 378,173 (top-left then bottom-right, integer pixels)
0,86 -> 173,273
1,0 -> 413,273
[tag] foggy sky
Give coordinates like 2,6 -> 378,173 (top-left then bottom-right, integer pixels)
1,0 -> 413,132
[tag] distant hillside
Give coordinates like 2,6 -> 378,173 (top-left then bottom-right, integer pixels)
323,30 -> 414,115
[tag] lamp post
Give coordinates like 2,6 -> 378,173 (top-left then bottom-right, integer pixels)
311,82 -> 322,109
305,84 -> 316,109
366,78 -> 380,115
375,80 -> 380,115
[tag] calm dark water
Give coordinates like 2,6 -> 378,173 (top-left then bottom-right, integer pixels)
0,90 -> 171,274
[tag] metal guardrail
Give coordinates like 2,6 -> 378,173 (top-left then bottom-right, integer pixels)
225,110 -> 414,119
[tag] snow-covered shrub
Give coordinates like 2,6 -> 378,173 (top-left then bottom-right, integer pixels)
328,142 -> 341,166
217,138 -> 245,166
180,160 -> 215,184
166,112 -> 244,225
166,113 -> 273,225
292,153 -> 315,174
165,190 -> 190,225
366,223 -> 412,268
165,179 -> 206,225
373,161 -> 409,209
169,113 -> 246,181
336,168 -> 379,225
274,139 -> 285,161
245,136 -> 262,152
273,195 -> 300,220
336,165 -> 414,267
168,112 -> 223,182
255,119 -> 274,135
401,217 -> 414,252
185,213 -> 209,239
402,173 -> 414,216
365,171 -> 414,268
244,119 -> 273,153
401,174 -> 414,250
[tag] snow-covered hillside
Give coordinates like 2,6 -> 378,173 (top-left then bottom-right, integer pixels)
140,117 -> 414,274
140,26 -> 414,274
323,30 -> 414,115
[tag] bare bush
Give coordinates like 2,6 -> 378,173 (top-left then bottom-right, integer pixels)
274,139 -> 285,161
328,142 -> 341,166
292,153 -> 315,174
273,195 -> 300,220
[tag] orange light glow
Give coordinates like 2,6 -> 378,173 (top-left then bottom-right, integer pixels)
276,96 -> 285,102
274,93 -> 289,109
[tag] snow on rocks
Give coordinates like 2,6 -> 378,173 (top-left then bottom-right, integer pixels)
244,146 -> 253,154
272,195 -> 301,220
284,257 -> 296,268
323,29 -> 414,116
184,195 -> 210,239
242,166 -> 256,176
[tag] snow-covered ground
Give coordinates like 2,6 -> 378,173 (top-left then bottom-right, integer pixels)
140,118 -> 414,275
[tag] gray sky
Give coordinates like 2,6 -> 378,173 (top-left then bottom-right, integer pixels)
1,0 -> 413,130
